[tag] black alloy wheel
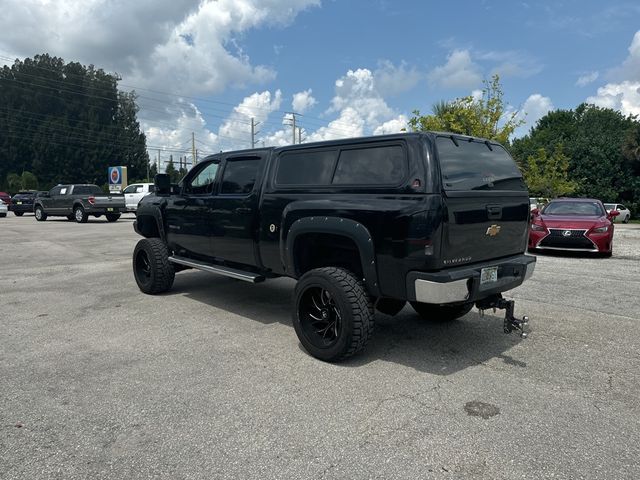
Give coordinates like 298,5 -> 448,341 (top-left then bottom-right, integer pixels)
293,267 -> 373,362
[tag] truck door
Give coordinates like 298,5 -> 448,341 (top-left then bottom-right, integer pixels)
165,160 -> 220,259
210,155 -> 264,267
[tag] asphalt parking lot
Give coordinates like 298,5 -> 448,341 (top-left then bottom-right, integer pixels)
1,214 -> 639,479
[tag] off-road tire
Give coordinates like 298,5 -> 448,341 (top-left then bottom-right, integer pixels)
106,214 -> 121,222
74,206 -> 88,223
293,267 -> 374,362
14,211 -> 24,217
410,301 -> 474,322
34,205 -> 47,221
133,238 -> 175,294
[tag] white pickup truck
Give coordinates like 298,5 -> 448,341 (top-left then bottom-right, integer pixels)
123,183 -> 155,212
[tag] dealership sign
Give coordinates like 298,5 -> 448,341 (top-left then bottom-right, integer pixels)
108,166 -> 128,192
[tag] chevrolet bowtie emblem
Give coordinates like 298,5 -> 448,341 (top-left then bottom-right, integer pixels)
486,224 -> 501,236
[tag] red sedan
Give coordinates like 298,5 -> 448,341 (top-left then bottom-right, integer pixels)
528,198 -> 618,256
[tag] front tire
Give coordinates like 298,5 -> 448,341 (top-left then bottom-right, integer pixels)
293,267 -> 373,362
74,206 -> 88,223
410,302 -> 474,322
35,206 -> 47,221
106,213 -> 121,222
14,211 -> 24,217
133,238 -> 175,294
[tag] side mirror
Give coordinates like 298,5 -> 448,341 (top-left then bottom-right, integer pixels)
609,210 -> 620,218
154,174 -> 171,195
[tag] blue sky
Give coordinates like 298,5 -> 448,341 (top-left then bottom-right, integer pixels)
2,0 -> 640,157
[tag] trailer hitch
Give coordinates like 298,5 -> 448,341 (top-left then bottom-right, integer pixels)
476,295 -> 529,339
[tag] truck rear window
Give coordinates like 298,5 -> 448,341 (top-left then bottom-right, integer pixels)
435,137 -> 525,191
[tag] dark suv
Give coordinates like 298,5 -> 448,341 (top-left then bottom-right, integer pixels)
9,191 -> 38,216
132,132 -> 536,361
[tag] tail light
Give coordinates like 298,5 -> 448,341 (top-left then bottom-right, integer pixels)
88,196 -> 96,205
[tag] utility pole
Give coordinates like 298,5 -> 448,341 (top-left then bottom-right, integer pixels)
157,149 -> 161,173
251,117 -> 261,148
285,112 -> 299,145
192,132 -> 196,165
146,157 -> 150,182
297,127 -> 304,144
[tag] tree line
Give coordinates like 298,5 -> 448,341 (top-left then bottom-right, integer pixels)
410,75 -> 640,217
0,54 -> 150,192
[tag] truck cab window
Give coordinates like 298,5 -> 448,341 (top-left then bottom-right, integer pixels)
184,161 -> 219,195
220,158 -> 260,195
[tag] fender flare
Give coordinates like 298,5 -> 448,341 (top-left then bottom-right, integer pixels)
284,216 -> 380,297
135,207 -> 166,241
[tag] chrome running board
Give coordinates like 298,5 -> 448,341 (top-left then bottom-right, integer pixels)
169,256 -> 265,283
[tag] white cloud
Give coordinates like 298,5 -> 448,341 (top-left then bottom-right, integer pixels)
373,60 -> 422,96
576,71 -> 599,87
428,49 -> 482,89
477,50 -> 543,78
292,89 -> 317,113
586,31 -> 640,116
372,115 -> 408,135
217,90 -> 283,148
513,93 -> 555,138
608,30 -> 640,81
586,81 -> 640,116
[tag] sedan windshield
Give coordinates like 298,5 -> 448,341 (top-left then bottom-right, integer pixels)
542,201 -> 605,216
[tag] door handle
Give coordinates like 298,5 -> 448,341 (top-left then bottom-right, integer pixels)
235,207 -> 252,214
486,205 -> 502,219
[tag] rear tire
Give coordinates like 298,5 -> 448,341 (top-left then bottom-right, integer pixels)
35,206 -> 47,221
623,215 -> 630,224
410,302 -> 474,322
293,267 -> 374,362
0,213 -> 6,218
133,238 -> 175,294
67,215 -> 75,221
14,211 -> 24,217
74,206 -> 88,223
106,214 -> 121,222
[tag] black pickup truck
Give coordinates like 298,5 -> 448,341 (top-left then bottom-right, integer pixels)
34,184 -> 125,223
133,132 -> 536,361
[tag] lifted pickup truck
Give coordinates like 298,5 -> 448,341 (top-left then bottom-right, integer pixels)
34,184 -> 125,223
133,132 -> 535,361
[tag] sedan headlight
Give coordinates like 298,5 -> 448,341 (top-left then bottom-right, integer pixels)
530,223 -> 546,231
592,225 -> 609,233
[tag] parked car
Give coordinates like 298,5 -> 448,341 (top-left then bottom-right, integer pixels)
133,132 -> 536,361
123,183 -> 155,212
603,203 -> 631,223
529,198 -> 617,256
0,199 -> 7,217
33,184 -> 126,223
9,190 -> 38,216
0,191 -> 11,207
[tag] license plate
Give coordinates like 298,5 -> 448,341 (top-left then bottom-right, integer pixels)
480,266 -> 498,284
107,207 -> 114,212
16,201 -> 22,205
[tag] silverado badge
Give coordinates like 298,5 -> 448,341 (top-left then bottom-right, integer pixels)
486,224 -> 501,237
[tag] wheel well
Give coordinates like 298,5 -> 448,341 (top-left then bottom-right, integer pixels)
136,214 -> 160,238
293,233 -> 363,278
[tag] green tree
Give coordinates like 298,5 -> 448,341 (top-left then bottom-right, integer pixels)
524,145 -> 579,198
21,171 -> 39,190
511,104 -> 637,202
6,173 -> 21,192
165,158 -> 180,183
0,53 -> 149,189
408,75 -> 524,144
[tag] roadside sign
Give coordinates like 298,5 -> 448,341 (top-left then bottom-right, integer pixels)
108,166 -> 127,193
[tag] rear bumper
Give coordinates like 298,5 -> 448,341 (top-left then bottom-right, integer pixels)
86,206 -> 126,214
9,204 -> 32,213
406,254 -> 536,304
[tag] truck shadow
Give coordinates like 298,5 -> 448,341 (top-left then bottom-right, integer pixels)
170,271 -> 524,375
